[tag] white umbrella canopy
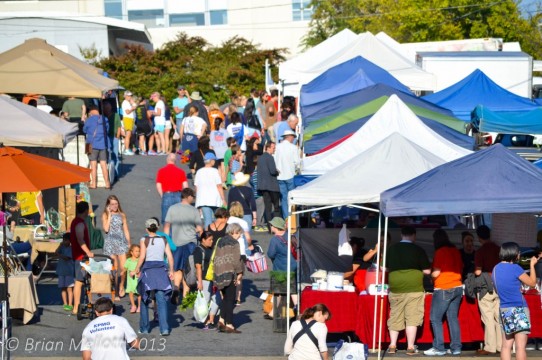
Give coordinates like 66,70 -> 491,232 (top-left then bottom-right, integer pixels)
0,96 -> 78,148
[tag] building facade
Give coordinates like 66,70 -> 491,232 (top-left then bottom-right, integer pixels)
0,0 -> 312,57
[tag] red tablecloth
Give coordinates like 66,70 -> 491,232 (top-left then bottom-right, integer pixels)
301,288 -> 358,333
355,294 -> 542,345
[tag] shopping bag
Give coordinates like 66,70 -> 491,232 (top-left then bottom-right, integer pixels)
90,273 -> 112,294
333,340 -> 368,360
193,290 -> 210,323
245,252 -> 268,273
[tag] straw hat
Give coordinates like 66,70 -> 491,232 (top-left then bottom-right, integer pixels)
231,172 -> 250,186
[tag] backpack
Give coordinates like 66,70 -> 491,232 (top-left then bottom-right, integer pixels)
247,114 -> 262,130
184,245 -> 205,287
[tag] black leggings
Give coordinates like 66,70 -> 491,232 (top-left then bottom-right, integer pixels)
220,282 -> 237,326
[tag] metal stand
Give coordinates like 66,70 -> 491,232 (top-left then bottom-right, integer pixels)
1,300 -> 11,360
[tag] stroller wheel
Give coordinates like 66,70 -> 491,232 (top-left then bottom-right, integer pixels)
76,304 -> 85,320
89,305 -> 95,320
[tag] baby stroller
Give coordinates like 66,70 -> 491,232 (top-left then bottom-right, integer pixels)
76,254 -> 116,320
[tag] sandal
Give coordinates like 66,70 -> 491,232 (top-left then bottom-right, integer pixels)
130,305 -> 137,314
406,346 -> 419,356
119,289 -> 125,298
387,346 -> 397,354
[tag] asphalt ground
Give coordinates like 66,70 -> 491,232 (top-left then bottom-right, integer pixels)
10,154 -> 542,359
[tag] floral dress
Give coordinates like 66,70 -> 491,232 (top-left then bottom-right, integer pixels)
104,213 -> 129,256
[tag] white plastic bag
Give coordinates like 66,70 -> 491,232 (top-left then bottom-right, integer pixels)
333,340 -> 368,360
80,258 -> 112,274
193,291 -> 209,323
338,224 -> 353,256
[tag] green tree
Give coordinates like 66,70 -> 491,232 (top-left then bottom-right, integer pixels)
303,0 -> 542,59
95,33 -> 286,105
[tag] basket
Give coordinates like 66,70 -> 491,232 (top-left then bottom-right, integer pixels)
245,253 -> 268,273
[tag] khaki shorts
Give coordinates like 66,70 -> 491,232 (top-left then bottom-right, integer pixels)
387,292 -> 425,331
123,117 -> 134,132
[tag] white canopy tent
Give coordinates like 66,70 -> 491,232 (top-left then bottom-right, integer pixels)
0,95 -> 78,148
279,32 -> 436,98
301,95 -> 472,175
286,131 -> 471,355
279,29 -> 358,97
290,133 -> 448,206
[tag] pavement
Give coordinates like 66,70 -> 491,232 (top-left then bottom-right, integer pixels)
10,154 -> 542,359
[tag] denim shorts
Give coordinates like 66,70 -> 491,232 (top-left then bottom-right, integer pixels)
173,242 -> 196,271
154,124 -> 165,133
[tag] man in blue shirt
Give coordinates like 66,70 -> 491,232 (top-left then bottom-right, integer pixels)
83,105 -> 110,189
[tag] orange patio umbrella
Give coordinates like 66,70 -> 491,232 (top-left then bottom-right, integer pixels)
0,143 -> 90,306
0,144 -> 90,192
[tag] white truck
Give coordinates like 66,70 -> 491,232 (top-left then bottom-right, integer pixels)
415,51 -> 533,98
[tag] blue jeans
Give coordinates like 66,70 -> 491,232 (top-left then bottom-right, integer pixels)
430,286 -> 463,352
140,290 -> 169,334
200,206 -> 216,231
108,136 -> 120,179
161,192 -> 181,224
278,179 -> 295,218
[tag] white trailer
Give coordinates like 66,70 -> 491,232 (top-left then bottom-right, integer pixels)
416,51 -> 532,98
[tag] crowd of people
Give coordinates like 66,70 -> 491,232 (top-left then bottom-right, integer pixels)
363,225 -> 541,360
6,88 -> 542,360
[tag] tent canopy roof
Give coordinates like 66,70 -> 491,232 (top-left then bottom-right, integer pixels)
0,95 -> 78,148
380,144 -> 542,216
422,69 -> 538,121
300,56 -> 409,108
301,95 -> 472,175
291,133 -> 446,206
472,105 -> 542,134
0,40 -> 119,97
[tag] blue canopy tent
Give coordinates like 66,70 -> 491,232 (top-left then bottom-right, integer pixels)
299,56 -> 410,108
301,83 -> 454,127
304,112 -> 475,154
380,144 -> 542,216
472,105 -> 542,134
423,69 -> 538,121
535,158 -> 542,169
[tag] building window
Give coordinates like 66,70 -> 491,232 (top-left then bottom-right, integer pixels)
128,9 -> 165,28
292,0 -> 313,21
210,10 -> 227,25
170,13 -> 205,27
104,0 -> 122,20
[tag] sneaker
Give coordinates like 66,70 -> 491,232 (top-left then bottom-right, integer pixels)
63,305 -> 73,311
424,348 -> 445,356
158,151 -> 167,156
160,331 -> 170,336
138,330 -> 149,334
254,226 -> 268,232
235,300 -> 241,306
446,349 -> 461,355
148,150 -> 158,156
140,151 -> 147,156
123,149 -> 134,156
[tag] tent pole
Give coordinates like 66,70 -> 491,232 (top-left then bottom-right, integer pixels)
286,202 -> 292,339
377,217 -> 389,360
371,214 -> 382,352
1,194 -> 9,306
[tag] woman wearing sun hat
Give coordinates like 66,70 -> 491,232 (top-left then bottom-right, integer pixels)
194,152 -> 226,229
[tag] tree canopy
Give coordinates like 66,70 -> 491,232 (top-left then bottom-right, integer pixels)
95,33 -> 286,104
303,0 -> 542,59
